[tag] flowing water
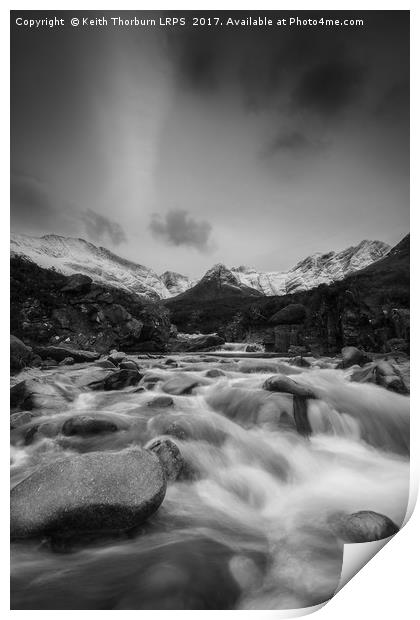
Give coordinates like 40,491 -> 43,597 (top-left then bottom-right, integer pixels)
10,350 -> 410,610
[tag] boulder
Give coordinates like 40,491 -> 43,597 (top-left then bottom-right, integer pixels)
148,396 -> 174,408
328,510 -> 399,543
145,437 -> 183,481
34,346 -> 100,363
62,415 -> 119,437
350,360 -> 409,394
102,369 -> 142,391
108,351 -> 127,364
10,448 -> 166,539
58,357 -> 75,366
119,360 -> 139,371
10,335 -> 33,372
95,360 -> 117,369
10,377 -> 75,412
171,334 -> 225,352
206,368 -> 226,378
263,374 -> 316,398
340,346 -> 372,369
61,274 -> 92,294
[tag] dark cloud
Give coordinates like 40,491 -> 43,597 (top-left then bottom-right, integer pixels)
80,209 -> 127,246
262,131 -> 328,158
149,209 -> 213,252
292,60 -> 367,116
11,172 -> 126,246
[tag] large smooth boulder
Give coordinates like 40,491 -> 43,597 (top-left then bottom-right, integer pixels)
34,346 -> 100,363
10,449 -> 166,539
328,510 -> 399,543
263,374 -> 316,398
10,335 -> 33,372
340,346 -> 372,369
148,396 -> 174,408
61,274 -> 92,294
62,415 -> 119,437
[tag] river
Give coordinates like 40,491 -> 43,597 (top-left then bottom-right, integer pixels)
10,347 -> 410,610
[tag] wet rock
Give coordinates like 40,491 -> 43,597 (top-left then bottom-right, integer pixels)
95,360 -> 117,369
119,360 -> 139,371
10,448 -> 166,539
34,346 -> 100,363
148,396 -> 174,408
10,377 -> 74,412
102,369 -> 142,391
10,335 -> 33,372
328,510 -> 399,543
108,351 -> 127,364
289,356 -> 311,368
58,357 -> 75,366
164,358 -> 178,366
10,411 -> 32,429
206,368 -> 226,378
145,437 -> 183,481
41,358 -> 59,368
62,415 -> 119,437
73,368 -> 116,389
61,274 -> 92,294
350,360 -> 409,394
340,346 -> 372,369
263,374 -> 316,398
161,373 -> 209,395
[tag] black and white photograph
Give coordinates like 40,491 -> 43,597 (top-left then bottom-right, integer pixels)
9,8 -> 410,611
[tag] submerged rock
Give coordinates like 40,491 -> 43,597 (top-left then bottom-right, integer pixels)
206,368 -> 226,378
10,411 -> 32,429
62,415 -> 119,437
10,448 -> 166,539
145,437 -> 183,481
148,396 -> 174,408
161,373 -> 209,395
328,510 -> 400,542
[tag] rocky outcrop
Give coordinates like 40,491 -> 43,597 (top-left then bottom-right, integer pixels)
11,256 -> 171,354
10,448 -> 166,538
34,345 -> 100,363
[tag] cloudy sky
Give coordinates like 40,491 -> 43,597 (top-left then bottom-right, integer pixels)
11,11 -> 409,277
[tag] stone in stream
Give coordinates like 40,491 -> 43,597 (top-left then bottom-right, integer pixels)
95,359 -> 117,369
350,360 -> 409,394
263,374 -> 316,437
339,346 -> 372,369
206,368 -> 225,378
328,510 -> 400,543
89,369 -> 142,391
119,360 -> 139,371
108,350 -> 127,364
145,437 -> 184,481
62,415 -> 119,437
148,396 -> 174,408
10,377 -> 75,412
10,448 -> 166,539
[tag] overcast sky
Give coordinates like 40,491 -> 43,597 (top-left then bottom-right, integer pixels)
11,11 -> 409,277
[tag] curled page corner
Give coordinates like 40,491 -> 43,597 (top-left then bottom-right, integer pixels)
335,536 -> 393,594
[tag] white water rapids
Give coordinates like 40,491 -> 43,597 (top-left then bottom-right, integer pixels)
10,351 -> 410,610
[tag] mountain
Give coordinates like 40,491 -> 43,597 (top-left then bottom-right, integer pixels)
231,240 -> 391,295
171,263 -> 263,302
165,235 -> 409,355
160,270 -> 193,296
10,233 -> 170,301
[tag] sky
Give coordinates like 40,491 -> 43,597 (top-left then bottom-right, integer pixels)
11,11 -> 409,278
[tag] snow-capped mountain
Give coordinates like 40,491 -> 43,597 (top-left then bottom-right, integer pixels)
160,271 -> 194,296
11,233 -> 390,301
231,240 -> 391,296
10,233 -> 170,300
